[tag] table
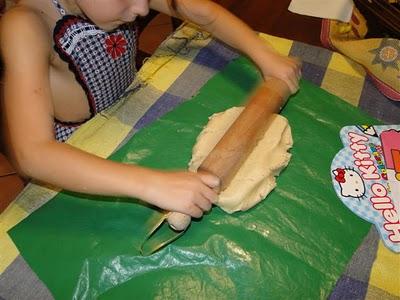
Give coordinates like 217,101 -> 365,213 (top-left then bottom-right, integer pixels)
216,0 -> 322,47
0,23 -> 399,299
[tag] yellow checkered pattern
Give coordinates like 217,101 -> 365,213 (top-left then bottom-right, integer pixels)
0,23 -> 398,298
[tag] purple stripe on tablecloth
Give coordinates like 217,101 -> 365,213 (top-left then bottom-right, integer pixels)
134,92 -> 184,130
193,40 -> 238,70
0,256 -> 53,300
359,76 -> 400,124
166,63 -> 217,99
135,40 -> 239,131
301,62 -> 327,87
289,42 -> 333,67
329,275 -> 368,300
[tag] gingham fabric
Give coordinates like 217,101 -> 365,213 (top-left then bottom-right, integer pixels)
0,24 -> 399,299
52,0 -> 137,142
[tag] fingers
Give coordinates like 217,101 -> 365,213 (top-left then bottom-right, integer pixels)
261,52 -> 302,94
188,204 -> 203,218
294,58 -> 302,82
179,176 -> 215,218
269,61 -> 302,94
201,184 -> 219,204
184,171 -> 219,218
195,190 -> 213,211
296,62 -> 303,81
278,56 -> 301,94
281,75 -> 298,94
186,196 -> 212,218
287,76 -> 299,94
288,58 -> 301,94
184,202 -> 208,218
197,171 -> 220,189
197,171 -> 220,204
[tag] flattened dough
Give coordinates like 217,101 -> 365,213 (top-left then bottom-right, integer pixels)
189,107 -> 293,213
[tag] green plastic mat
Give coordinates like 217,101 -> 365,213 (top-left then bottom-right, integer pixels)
9,57 -> 376,299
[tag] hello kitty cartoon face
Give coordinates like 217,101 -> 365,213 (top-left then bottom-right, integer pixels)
333,167 -> 366,199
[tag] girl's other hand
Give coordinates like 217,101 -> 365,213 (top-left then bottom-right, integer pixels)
260,51 -> 302,94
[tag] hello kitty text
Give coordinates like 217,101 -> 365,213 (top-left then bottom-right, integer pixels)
348,131 -> 399,243
348,132 -> 380,180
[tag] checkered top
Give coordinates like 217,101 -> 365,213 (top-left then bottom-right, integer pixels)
52,13 -> 137,142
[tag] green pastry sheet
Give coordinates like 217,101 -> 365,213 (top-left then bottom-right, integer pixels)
9,57 -> 376,299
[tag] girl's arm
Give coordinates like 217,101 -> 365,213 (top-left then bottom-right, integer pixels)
151,0 -> 301,93
0,7 -> 218,217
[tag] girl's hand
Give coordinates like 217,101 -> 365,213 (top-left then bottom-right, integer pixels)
259,50 -> 302,94
142,170 -> 220,218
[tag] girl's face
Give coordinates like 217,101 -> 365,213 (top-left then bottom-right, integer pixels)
75,0 -> 150,31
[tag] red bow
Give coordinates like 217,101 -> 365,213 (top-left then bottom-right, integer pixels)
335,168 -> 346,183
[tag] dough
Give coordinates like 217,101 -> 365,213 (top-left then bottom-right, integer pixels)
189,107 -> 293,213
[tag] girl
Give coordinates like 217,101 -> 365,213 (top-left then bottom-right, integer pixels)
0,0 -> 301,219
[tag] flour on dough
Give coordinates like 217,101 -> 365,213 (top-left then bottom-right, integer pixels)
189,107 -> 293,213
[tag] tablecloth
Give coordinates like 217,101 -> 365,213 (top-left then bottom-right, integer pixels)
0,23 -> 399,299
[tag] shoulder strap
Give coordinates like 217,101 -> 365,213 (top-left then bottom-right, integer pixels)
51,0 -> 66,16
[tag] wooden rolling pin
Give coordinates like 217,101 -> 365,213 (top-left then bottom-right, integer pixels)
167,78 -> 291,231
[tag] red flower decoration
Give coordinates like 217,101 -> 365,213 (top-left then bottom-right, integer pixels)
105,34 -> 127,59
334,168 -> 346,183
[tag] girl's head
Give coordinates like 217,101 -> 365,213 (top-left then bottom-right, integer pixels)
71,0 -> 149,31
68,0 -> 177,31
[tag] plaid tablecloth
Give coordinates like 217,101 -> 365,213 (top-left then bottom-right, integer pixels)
0,23 -> 399,299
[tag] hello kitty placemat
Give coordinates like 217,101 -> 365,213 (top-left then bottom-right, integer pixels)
331,125 -> 400,253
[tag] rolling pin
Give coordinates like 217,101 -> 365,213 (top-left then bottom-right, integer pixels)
167,77 -> 291,231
